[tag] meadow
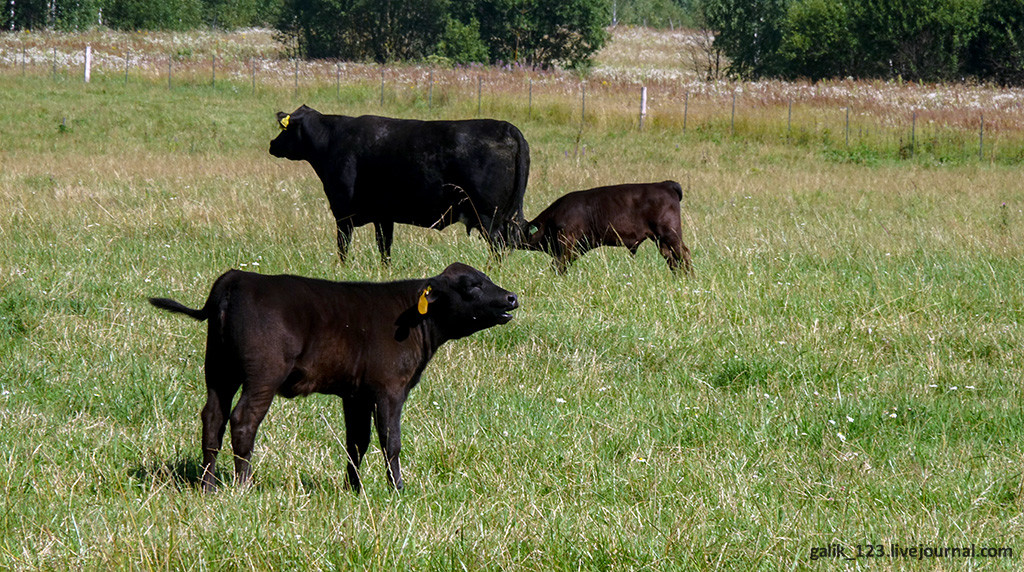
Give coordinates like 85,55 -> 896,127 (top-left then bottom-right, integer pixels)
1,27 -> 1024,570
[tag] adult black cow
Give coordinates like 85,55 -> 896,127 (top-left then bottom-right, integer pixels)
149,262 -> 519,493
269,105 -> 530,263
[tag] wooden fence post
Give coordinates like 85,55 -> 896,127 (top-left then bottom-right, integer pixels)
682,91 -> 688,134
979,113 -> 984,161
730,91 -> 736,136
528,78 -> 533,120
639,86 -> 647,130
911,111 -> 916,157
581,82 -> 586,128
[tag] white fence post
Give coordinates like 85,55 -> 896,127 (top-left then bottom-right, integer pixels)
84,45 -> 92,83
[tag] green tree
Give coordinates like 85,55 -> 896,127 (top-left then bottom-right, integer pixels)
612,0 -> 696,28
468,0 -> 610,68
3,0 -> 49,30
778,0 -> 854,80
846,0 -> 982,81
436,16 -> 490,64
277,0 -> 609,68
103,0 -> 204,30
2,0 -> 106,31
203,0 -> 281,28
277,0 -> 449,61
526,0 -> 611,68
699,0 -> 789,78
967,0 -> 1024,85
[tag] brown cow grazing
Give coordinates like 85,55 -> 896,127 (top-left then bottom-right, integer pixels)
523,180 -> 693,275
149,262 -> 518,493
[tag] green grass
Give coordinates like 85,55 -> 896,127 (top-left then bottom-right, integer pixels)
2,63 -> 1024,570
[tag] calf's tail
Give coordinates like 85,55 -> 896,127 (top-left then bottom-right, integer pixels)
149,297 -> 208,321
666,180 -> 683,201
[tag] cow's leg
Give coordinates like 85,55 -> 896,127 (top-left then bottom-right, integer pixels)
336,218 -> 355,263
228,387 -> 276,487
373,221 -> 394,265
481,213 -> 511,255
342,396 -> 373,493
374,391 -> 406,491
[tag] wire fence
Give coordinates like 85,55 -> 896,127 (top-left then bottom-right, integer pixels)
4,41 -> 1024,163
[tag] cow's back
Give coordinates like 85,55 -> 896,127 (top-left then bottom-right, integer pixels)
336,115 -> 528,233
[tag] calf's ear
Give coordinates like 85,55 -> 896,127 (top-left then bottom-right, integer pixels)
417,282 -> 442,315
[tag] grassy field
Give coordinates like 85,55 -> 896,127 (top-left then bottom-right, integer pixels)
2,28 -> 1024,570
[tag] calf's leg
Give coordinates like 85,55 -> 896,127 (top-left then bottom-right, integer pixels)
200,382 -> 240,492
200,349 -> 241,492
342,397 -> 373,493
658,232 -> 694,276
551,231 -> 582,274
373,392 -> 406,491
228,388 -> 276,487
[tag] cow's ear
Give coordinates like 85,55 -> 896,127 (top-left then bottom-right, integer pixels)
276,112 -> 291,130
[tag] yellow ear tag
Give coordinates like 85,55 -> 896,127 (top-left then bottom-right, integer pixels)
418,287 -> 431,315
279,114 -> 290,130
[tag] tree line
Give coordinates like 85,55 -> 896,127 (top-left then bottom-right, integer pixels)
3,0 -> 629,69
2,0 -> 278,32
699,0 -> 1024,85
5,0 -> 1021,84
274,0 -> 609,68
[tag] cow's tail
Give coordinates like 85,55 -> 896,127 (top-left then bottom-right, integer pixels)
666,180 -> 683,202
149,297 -> 208,321
505,125 -> 531,247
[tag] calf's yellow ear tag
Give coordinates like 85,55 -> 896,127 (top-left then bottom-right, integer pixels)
279,114 -> 290,130
418,286 -> 432,315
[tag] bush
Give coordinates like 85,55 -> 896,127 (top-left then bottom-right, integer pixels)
844,0 -> 983,81
699,0 -> 788,78
701,0 -> 1021,84
202,0 -> 280,29
779,0 -> 854,81
967,0 -> 1024,85
436,17 -> 490,64
104,0 -> 204,31
276,0 -> 609,69
1,0 -> 105,30
277,0 -> 449,61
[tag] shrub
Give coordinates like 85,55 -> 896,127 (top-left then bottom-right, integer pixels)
436,16 -> 490,64
967,0 -> 1024,85
778,0 -> 855,81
